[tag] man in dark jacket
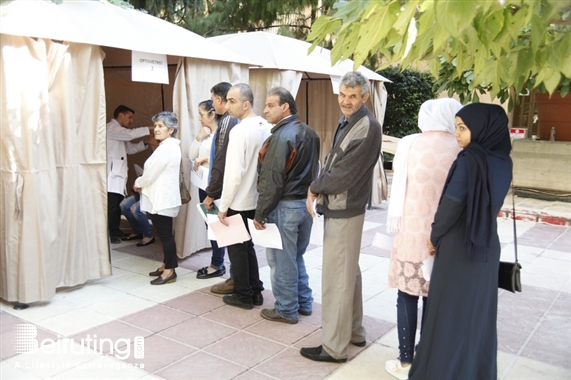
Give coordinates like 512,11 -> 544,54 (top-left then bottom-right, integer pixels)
300,72 -> 382,363
202,82 -> 239,294
254,87 -> 320,324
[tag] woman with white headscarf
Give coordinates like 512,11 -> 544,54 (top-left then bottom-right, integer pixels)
385,98 -> 463,380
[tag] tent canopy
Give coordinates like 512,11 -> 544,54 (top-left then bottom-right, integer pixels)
208,31 -> 390,82
0,0 -> 258,66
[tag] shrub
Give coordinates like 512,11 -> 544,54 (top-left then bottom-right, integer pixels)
379,66 -> 437,139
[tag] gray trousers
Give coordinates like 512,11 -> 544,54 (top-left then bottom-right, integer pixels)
321,213 -> 366,359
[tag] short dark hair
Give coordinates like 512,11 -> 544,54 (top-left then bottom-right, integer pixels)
198,99 -> 219,122
113,105 -> 134,119
267,87 -> 297,115
233,83 -> 254,107
210,82 -> 232,102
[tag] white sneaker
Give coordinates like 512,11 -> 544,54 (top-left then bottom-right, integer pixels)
385,359 -> 411,380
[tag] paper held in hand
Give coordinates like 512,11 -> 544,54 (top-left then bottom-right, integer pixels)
208,214 -> 251,248
247,219 -> 283,250
190,162 -> 208,190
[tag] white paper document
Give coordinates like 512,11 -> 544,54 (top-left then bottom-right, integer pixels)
190,163 -> 208,190
208,214 -> 251,248
133,164 -> 144,176
372,232 -> 394,252
131,51 -> 169,84
247,219 -> 283,250
422,256 -> 434,281
206,214 -> 218,241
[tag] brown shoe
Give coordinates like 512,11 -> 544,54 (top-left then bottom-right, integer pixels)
210,278 -> 234,294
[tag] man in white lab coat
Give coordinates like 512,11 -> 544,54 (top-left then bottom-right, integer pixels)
107,105 -> 151,244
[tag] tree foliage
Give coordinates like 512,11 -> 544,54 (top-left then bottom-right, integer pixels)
128,0 -> 335,38
307,0 -> 571,107
379,66 -> 437,140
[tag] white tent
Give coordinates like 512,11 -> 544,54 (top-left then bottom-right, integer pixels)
209,31 -> 391,203
0,0 -> 256,304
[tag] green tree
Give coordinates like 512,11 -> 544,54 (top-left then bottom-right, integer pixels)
379,66 -> 437,139
128,0 -> 335,38
307,0 -> 571,107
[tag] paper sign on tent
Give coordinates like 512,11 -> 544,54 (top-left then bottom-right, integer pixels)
132,50 -> 169,84
208,214 -> 251,248
247,219 -> 283,250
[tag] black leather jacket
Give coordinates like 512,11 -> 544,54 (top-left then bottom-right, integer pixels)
255,114 -> 320,224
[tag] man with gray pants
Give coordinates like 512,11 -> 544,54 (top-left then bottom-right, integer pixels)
300,71 -> 382,363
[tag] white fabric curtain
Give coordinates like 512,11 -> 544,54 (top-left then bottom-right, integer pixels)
371,81 -> 389,203
1,35 -> 110,303
172,57 -> 249,258
248,69 -> 303,116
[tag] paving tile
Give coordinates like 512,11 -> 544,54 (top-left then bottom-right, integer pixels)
122,334 -> 196,373
126,283 -> 192,304
255,347 -> 339,380
70,320 -> 153,354
158,317 -> 236,349
201,304 -> 264,330
120,305 -> 193,333
3,340 -> 100,378
155,351 -> 246,380
326,343 -> 399,380
34,308 -> 115,337
0,361 -> 43,379
520,315 -> 571,369
233,370 -> 277,380
0,312 -> 27,333
94,272 -> 151,293
53,284 -> 126,307
0,298 -> 78,324
504,356 -> 571,379
162,291 -> 224,316
1,324 -> 59,360
498,285 -> 559,319
86,294 -> 157,319
173,273 -> 227,292
245,320 -> 319,345
204,331 -> 285,367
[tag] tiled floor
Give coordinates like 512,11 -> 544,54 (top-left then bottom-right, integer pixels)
1,204 -> 570,379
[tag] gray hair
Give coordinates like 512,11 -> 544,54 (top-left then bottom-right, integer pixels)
152,111 -> 178,138
340,71 -> 370,96
233,83 -> 254,107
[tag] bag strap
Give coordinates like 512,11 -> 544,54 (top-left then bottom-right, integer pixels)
511,185 -> 519,263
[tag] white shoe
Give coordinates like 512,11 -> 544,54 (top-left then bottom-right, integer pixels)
385,359 -> 411,380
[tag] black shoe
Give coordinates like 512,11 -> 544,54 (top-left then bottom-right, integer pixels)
149,268 -> 164,277
222,295 -> 253,310
122,233 -> 143,241
298,309 -> 312,316
253,292 -> 264,306
351,340 -> 366,347
300,345 -> 346,363
110,236 -> 121,244
150,271 -> 177,285
196,266 -> 226,279
137,237 -> 155,247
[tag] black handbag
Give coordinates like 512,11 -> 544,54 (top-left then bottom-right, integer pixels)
498,188 -> 522,293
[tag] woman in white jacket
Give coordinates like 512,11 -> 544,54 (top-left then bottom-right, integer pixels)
134,111 -> 181,285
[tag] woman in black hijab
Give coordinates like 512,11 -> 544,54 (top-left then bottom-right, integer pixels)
408,103 -> 512,380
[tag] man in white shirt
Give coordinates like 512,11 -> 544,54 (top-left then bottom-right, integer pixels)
217,84 -> 271,309
107,105 -> 151,244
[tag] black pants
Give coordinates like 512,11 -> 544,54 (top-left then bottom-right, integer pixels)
108,192 -> 124,237
150,213 -> 178,269
226,208 -> 263,303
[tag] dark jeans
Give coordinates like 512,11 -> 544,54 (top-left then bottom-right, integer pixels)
108,192 -> 124,237
226,208 -> 263,304
150,213 -> 178,269
198,189 -> 226,271
397,289 -> 427,364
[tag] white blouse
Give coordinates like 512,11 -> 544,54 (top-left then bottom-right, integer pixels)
135,137 -> 181,217
189,134 -> 213,169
